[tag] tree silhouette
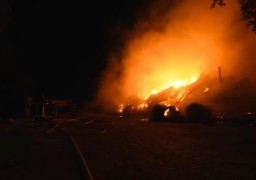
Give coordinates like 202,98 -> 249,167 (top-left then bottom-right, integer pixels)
211,0 -> 256,32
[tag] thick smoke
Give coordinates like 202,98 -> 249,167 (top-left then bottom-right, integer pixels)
94,0 -> 256,112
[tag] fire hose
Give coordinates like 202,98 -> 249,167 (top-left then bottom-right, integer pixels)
44,116 -> 114,180
70,135 -> 94,180
45,117 -> 96,180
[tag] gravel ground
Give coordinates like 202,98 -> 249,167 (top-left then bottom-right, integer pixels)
1,114 -> 256,180
70,115 -> 256,179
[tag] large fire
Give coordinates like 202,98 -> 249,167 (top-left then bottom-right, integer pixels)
117,76 -> 199,113
94,0 -> 256,118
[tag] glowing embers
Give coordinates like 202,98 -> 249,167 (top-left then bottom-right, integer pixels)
151,104 -> 183,122
119,76 -> 199,117
122,104 -> 149,117
164,106 -> 180,118
118,104 -> 125,113
137,76 -> 199,101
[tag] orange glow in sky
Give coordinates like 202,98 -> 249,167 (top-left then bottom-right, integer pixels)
94,0 -> 256,111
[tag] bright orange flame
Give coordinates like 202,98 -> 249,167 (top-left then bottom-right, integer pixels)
118,76 -> 198,113
138,76 -> 199,100
94,0 -> 256,113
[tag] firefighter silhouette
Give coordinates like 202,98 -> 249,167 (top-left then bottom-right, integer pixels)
33,93 -> 46,128
45,99 -> 55,122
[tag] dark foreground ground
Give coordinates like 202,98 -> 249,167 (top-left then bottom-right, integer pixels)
1,113 -> 256,179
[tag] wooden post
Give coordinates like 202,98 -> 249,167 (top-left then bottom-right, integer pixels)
218,66 -> 222,84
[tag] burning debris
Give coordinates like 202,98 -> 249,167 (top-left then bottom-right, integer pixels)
94,0 -> 256,124
119,73 -> 256,124
151,104 -> 183,122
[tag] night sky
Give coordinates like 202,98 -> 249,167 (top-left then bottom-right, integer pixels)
0,0 -> 152,101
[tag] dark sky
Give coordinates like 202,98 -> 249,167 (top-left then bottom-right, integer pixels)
0,0 -> 152,101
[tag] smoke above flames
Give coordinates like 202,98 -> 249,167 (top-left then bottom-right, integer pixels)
94,0 -> 256,111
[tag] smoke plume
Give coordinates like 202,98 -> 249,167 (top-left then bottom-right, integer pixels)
94,0 -> 256,112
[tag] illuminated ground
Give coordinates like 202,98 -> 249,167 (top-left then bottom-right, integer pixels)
1,113 -> 256,179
